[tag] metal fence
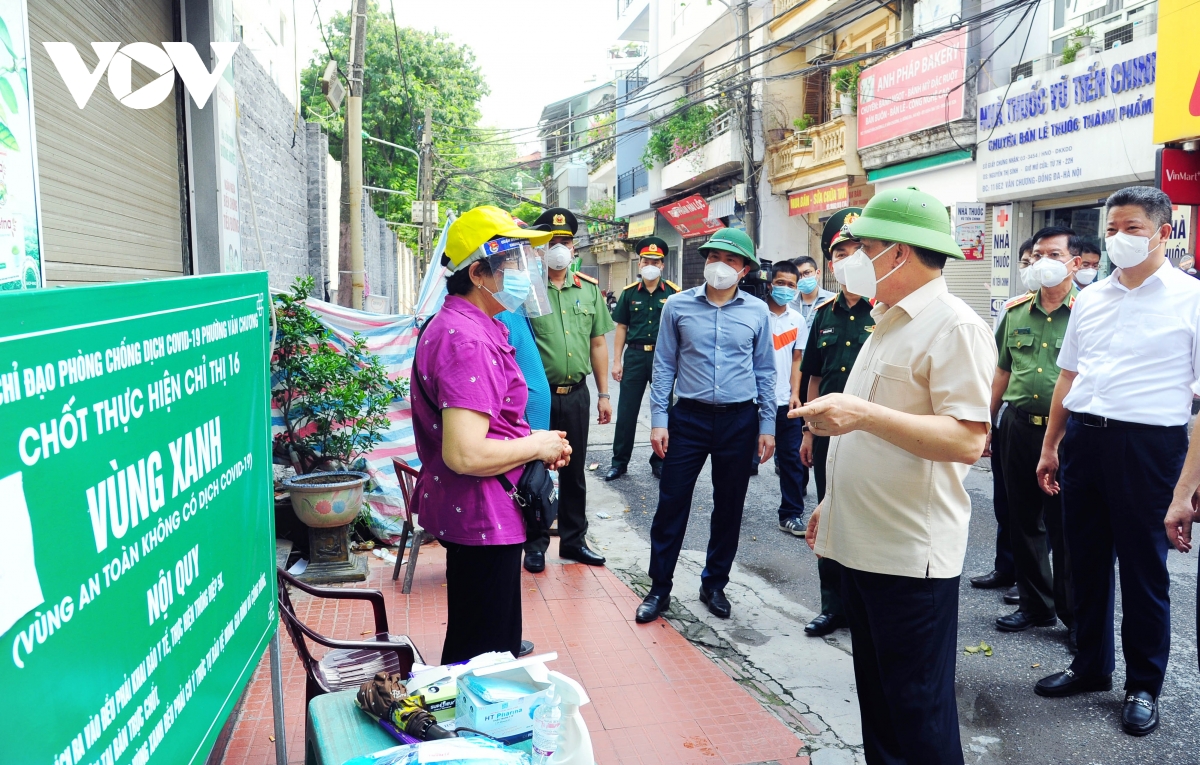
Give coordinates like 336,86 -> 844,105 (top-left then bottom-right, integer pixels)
617,166 -> 649,201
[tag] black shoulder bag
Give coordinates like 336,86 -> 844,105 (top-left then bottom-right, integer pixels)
411,317 -> 558,532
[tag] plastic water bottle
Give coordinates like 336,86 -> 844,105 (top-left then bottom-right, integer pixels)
531,689 -> 562,764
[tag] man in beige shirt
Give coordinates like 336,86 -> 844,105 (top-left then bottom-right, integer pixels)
791,187 -> 996,765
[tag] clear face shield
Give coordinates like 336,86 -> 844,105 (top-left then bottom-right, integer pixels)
470,237 -> 551,317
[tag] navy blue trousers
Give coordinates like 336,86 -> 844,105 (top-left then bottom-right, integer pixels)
647,400 -> 758,598
841,567 -> 963,765
1061,418 -> 1188,694
774,404 -> 808,522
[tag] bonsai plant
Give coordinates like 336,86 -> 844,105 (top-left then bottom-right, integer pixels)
792,114 -> 815,131
272,276 -> 396,581
1060,27 -> 1094,64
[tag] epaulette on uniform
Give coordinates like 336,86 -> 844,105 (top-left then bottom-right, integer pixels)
815,295 -> 837,311
664,280 -> 681,291
1067,294 -> 1077,309
1004,292 -> 1035,310
576,272 -> 598,285
623,282 -> 639,290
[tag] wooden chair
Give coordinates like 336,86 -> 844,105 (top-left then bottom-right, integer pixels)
276,567 -> 422,722
391,457 -> 430,594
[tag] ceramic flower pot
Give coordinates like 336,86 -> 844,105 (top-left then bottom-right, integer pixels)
284,471 -> 369,529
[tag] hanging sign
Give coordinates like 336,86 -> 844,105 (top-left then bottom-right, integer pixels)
658,194 -> 725,238
0,274 -> 276,765
990,204 -> 1013,318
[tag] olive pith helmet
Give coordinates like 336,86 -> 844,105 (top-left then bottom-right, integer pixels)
848,187 -> 964,259
698,228 -> 757,267
821,207 -> 863,260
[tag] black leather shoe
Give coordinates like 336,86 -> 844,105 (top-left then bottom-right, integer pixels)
804,612 -> 845,637
970,570 -> 1015,589
1122,690 -> 1159,736
635,594 -> 669,623
1003,585 -> 1020,605
651,462 -> 663,479
519,640 -> 534,657
523,551 -> 545,573
559,544 -> 606,565
996,611 -> 1058,632
1035,669 -> 1113,697
604,465 -> 626,481
699,587 -> 731,619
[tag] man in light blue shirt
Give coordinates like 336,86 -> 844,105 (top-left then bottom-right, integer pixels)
635,228 -> 776,624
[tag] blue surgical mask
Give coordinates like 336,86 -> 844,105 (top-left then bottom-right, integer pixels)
771,286 -> 798,305
490,269 -> 532,313
797,276 -> 818,295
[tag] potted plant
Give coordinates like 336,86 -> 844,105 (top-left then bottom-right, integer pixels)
273,276 -> 395,582
792,114 -> 815,132
832,63 -> 861,116
1072,26 -> 1094,49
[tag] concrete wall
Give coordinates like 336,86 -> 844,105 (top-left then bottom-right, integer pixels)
305,123 -> 329,295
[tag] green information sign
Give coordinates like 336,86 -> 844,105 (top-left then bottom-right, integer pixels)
0,273 -> 276,765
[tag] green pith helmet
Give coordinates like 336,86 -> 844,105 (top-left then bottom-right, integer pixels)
698,228 -> 758,266
848,186 -> 964,259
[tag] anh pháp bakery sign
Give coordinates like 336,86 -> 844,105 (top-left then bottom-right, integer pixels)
976,35 -> 1157,202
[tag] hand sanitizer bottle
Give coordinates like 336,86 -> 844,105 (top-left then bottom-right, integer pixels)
531,688 -> 562,764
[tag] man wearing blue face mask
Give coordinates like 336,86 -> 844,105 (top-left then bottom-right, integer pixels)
791,255 -> 836,328
766,261 -> 810,532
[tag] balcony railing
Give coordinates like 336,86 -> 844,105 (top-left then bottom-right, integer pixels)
588,140 -> 616,172
669,109 -> 735,163
772,0 -> 807,15
766,116 -> 860,185
617,166 -> 649,201
623,59 -> 648,98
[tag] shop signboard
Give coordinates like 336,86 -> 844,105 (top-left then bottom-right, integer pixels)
658,194 -> 725,238
990,203 -> 1013,318
1167,204 -> 1193,265
1157,148 -> 1200,205
788,180 -> 872,216
857,30 -> 967,149
953,202 -> 986,260
1152,0 -> 1200,144
976,35 -> 1157,203
0,274 -> 276,765
0,0 -> 43,291
626,211 -> 656,239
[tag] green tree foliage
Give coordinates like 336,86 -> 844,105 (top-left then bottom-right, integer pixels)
642,99 -> 718,169
510,202 -> 543,225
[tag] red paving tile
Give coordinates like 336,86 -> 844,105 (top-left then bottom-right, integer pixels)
221,540 -> 806,765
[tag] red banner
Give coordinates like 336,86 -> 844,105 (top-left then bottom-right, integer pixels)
658,194 -> 726,238
788,181 -> 849,216
857,30 -> 967,149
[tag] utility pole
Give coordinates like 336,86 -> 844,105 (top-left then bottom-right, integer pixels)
345,0 -> 367,309
900,0 -> 914,40
737,0 -> 757,247
418,102 -> 434,276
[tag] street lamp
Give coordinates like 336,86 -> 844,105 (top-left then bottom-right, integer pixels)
361,131 -> 419,201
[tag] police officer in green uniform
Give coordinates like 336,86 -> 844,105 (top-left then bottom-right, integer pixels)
991,225 -> 1079,643
798,207 -> 875,637
525,207 -> 615,573
605,237 -> 680,482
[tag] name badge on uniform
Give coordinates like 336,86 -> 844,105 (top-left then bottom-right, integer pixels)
1015,327 -> 1032,335
820,328 -> 835,335
864,326 -> 875,333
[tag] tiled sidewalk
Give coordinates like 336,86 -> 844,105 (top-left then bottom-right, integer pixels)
221,541 -> 808,765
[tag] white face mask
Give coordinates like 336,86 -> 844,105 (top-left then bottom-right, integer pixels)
1030,257 -> 1070,288
640,264 -> 662,282
1105,231 -> 1160,269
544,243 -> 573,271
832,259 -> 850,285
1075,267 -> 1098,285
842,243 -> 900,299
703,261 -> 742,290
1019,264 -> 1039,292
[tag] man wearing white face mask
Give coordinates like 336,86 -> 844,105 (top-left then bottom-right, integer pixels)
789,187 -> 996,764
990,226 -> 1080,647
634,228 -> 776,624
1034,186 -> 1200,737
1075,239 -> 1102,289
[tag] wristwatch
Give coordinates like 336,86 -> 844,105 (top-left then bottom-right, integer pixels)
597,393 -> 611,399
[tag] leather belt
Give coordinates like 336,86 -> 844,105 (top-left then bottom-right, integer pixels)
1011,406 -> 1048,427
552,382 -> 585,395
677,398 -> 755,414
1070,412 -> 1166,430
638,344 -> 655,352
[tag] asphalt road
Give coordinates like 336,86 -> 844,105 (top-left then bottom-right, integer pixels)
580,334 -> 1200,764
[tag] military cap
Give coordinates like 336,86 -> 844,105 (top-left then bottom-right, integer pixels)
533,207 -> 578,238
635,236 -> 669,259
820,207 -> 863,260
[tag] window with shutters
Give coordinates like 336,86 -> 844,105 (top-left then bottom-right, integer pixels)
685,64 -> 704,102
801,69 -> 831,126
872,34 -> 887,50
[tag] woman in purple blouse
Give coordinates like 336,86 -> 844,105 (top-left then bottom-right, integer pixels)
411,207 -> 571,664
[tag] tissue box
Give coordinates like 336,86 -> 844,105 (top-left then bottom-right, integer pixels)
406,652 -> 514,722
453,655 -> 553,743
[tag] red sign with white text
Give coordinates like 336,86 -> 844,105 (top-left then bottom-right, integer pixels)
857,30 -> 967,149
658,194 -> 726,238
1157,148 -> 1200,205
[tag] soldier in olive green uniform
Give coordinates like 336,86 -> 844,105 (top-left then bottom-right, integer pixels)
606,237 -> 680,482
991,226 -> 1081,641
797,208 -> 874,637
525,207 -> 616,573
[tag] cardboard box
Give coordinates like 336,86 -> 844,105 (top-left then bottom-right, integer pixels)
453,654 -> 555,744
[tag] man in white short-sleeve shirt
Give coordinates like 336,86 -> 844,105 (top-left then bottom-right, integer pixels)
764,260 -> 810,533
1033,186 -> 1200,738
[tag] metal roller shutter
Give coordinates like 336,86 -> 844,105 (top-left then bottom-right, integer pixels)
681,235 -> 709,289
30,0 -> 185,285
944,256 -> 990,321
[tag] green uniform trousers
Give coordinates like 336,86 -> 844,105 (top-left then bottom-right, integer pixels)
611,346 -> 666,471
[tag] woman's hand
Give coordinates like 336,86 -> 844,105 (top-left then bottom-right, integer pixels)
530,430 -> 572,469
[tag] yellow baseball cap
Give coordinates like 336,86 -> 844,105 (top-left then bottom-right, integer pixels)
445,205 -> 553,271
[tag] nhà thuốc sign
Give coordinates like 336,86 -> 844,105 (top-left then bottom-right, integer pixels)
0,273 -> 275,765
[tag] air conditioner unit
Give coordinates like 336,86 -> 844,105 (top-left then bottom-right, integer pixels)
805,33 -> 835,63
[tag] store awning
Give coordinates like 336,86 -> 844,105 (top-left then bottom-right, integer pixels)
707,190 -> 736,219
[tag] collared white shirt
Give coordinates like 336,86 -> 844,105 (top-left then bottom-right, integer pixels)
815,277 -> 996,579
1058,260 -> 1200,427
768,306 -> 808,406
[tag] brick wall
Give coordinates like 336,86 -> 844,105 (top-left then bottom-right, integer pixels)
305,123 -> 328,295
